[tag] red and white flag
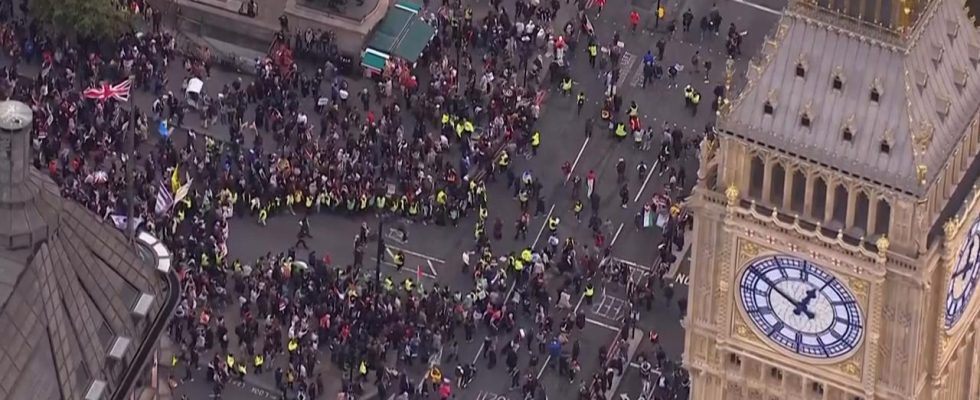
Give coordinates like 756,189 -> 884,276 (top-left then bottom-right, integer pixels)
83,79 -> 132,102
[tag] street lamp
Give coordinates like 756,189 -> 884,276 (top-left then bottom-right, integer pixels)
125,75 -> 137,243
375,214 -> 385,290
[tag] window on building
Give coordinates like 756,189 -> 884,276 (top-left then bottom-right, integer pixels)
728,353 -> 742,366
796,63 -> 806,78
832,75 -> 843,90
810,382 -> 824,394
769,367 -> 783,381
764,101 -> 774,115
880,140 -> 891,154
870,88 -> 880,102
801,113 -> 811,128
842,126 -> 853,142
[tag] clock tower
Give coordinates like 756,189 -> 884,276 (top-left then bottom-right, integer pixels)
683,0 -> 980,398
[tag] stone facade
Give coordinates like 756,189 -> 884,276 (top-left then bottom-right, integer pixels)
683,0 -> 980,398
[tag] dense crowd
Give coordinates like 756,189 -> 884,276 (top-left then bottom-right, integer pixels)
0,0 -> 709,398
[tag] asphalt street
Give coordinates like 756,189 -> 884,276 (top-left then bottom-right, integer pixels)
1,0 -> 787,397
173,0 -> 785,395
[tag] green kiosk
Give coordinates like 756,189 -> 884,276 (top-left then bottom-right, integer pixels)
361,1 -> 436,76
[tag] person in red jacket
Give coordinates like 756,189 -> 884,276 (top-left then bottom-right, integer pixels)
629,10 -> 641,32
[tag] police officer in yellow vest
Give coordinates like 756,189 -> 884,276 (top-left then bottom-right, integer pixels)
585,283 -> 596,305
226,354 -> 236,369
628,101 -> 639,117
259,206 -> 269,226
548,216 -> 560,233
237,362 -> 247,378
359,360 -> 368,378
561,77 -> 573,96
530,131 -> 541,156
455,120 -> 465,138
690,90 -> 701,116
404,278 -> 414,292
497,151 -> 510,169
393,250 -> 405,272
288,338 -> 299,353
614,121 -> 628,139
464,119 -> 475,135
587,42 -> 598,67
383,276 -> 395,291
683,85 -> 695,109
254,353 -> 265,374
521,248 -> 533,264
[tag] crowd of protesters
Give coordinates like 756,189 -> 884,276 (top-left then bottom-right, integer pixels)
0,0 -> 710,397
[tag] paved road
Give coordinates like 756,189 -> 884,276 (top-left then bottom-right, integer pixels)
3,0 -> 786,396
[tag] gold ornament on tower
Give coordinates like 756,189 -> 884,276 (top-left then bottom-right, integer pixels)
725,184 -> 740,206
876,236 -> 890,257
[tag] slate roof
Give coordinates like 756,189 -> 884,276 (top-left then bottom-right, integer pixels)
720,0 -> 980,195
0,101 -> 167,400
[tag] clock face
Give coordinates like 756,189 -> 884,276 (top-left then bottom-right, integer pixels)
944,216 -> 980,330
738,255 -> 864,359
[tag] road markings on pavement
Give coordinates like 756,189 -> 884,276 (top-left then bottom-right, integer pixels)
664,242 -> 691,279
731,0 -> 784,15
532,205 -> 556,250
371,257 -> 439,279
565,137 -> 591,184
633,160 -> 659,203
592,293 -> 628,320
384,244 -> 447,263
611,223 -> 624,246
384,246 -> 441,277
477,391 -> 511,400
586,317 -> 622,332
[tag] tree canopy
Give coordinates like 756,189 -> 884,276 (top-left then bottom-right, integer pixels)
30,0 -> 132,40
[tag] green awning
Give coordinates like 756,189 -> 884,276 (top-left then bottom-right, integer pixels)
361,49 -> 388,71
364,1 -> 435,64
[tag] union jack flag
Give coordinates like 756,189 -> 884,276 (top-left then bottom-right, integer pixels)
83,79 -> 132,102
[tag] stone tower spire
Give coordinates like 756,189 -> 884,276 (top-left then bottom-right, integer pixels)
0,100 -> 61,250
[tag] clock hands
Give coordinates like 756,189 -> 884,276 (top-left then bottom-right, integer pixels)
749,266 -> 803,308
793,289 -> 817,319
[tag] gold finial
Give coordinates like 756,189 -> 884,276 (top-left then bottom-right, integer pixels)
719,58 -> 736,116
916,164 -> 928,185
726,184 -> 740,205
944,217 -> 959,239
876,235 -> 890,257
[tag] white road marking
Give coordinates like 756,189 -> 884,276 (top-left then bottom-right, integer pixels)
426,260 -> 438,276
572,291 -> 587,314
565,137 -> 591,184
586,317 -> 622,331
614,257 -> 652,272
370,258 -> 439,279
384,244 -> 447,263
532,205 -> 556,248
633,160 -> 659,203
731,0 -> 784,15
611,223 -> 624,246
